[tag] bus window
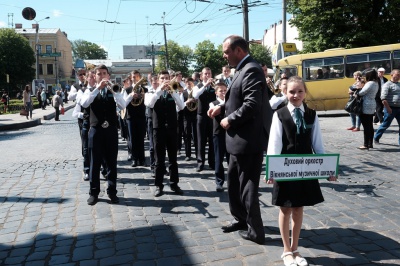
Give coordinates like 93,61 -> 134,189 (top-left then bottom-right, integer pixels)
346,52 -> 390,77
393,50 -> 400,70
303,57 -> 343,80
278,66 -> 297,79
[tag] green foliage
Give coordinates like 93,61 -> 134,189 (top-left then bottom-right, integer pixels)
0,28 -> 35,96
249,43 -> 272,68
71,39 -> 108,60
193,40 -> 225,76
287,0 -> 400,53
155,40 -> 193,76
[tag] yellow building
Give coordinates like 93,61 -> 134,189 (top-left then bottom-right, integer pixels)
14,23 -> 73,92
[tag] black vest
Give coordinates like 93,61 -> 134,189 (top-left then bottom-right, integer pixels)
197,82 -> 216,116
211,100 -> 224,135
125,86 -> 146,119
73,82 -> 83,90
89,89 -> 118,127
151,93 -> 178,129
277,105 -> 315,154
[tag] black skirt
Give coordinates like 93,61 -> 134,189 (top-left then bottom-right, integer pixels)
272,179 -> 324,207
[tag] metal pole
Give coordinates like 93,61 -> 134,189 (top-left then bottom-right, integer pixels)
151,42 -> 155,74
243,0 -> 249,41
35,23 -> 39,80
282,0 -> 287,43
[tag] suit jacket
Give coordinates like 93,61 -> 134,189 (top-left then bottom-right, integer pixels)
223,56 -> 273,154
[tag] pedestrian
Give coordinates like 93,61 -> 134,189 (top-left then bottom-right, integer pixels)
1,91 -> 9,113
208,35 -> 272,245
374,69 -> 400,146
23,84 -> 33,120
374,68 -> 388,125
266,76 -> 337,266
347,71 -> 362,131
52,91 -> 64,121
357,69 -> 379,150
41,88 -> 47,110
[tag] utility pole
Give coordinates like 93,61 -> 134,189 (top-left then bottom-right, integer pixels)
151,12 -> 171,70
151,42 -> 155,74
282,0 -> 287,43
242,0 -> 249,41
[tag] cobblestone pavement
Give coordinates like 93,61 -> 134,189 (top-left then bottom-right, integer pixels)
0,110 -> 399,266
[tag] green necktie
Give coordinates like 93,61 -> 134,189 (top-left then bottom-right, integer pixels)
294,108 -> 306,134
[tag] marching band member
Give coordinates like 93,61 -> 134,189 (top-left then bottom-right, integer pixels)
182,77 -> 198,161
80,64 -> 133,205
126,70 -> 147,167
68,68 -> 86,102
192,67 -> 216,172
146,76 -> 158,176
144,70 -> 185,197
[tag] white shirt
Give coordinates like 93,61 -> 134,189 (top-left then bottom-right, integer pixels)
80,85 -> 132,110
68,81 -> 84,101
267,102 -> 325,155
269,94 -> 287,110
144,86 -> 185,111
192,82 -> 207,100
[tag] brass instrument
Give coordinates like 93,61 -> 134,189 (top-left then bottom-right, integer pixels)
186,81 -> 198,112
166,77 -> 184,94
106,81 -> 121,93
266,78 -> 281,95
131,77 -> 147,106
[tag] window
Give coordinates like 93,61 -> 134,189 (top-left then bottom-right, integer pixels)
279,67 -> 297,79
345,52 -> 391,77
303,57 -> 344,80
39,64 -> 43,75
393,50 -> 400,70
46,45 -> 52,54
47,64 -> 53,75
38,45 -> 42,54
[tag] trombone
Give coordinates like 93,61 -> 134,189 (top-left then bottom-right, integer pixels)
266,78 -> 281,95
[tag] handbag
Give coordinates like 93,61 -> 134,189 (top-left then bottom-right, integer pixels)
20,108 -> 28,116
61,107 -> 65,115
344,91 -> 363,115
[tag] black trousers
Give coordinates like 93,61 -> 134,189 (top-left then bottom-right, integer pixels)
213,133 -> 229,186
88,126 -> 118,196
146,116 -> 155,168
196,114 -> 214,168
227,152 -> 265,242
360,113 -> 374,147
81,121 -> 90,174
119,115 -> 128,139
374,99 -> 384,123
177,111 -> 185,152
54,107 -> 60,121
153,127 -> 179,188
126,117 -> 146,163
184,114 -> 197,158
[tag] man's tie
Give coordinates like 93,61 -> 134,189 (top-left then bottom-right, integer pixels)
101,88 -> 107,99
294,108 -> 306,134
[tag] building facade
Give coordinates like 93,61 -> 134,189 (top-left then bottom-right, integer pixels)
15,23 -> 73,92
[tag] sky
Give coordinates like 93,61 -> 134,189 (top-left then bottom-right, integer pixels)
0,0 -> 286,60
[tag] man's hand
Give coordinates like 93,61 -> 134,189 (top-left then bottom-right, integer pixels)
207,105 -> 221,118
220,117 -> 230,130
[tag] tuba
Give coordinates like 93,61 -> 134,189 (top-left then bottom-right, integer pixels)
131,77 -> 147,106
186,81 -> 198,112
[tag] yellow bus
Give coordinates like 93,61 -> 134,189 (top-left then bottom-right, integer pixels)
275,43 -> 400,111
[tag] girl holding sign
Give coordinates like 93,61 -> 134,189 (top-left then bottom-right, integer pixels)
267,76 -> 337,266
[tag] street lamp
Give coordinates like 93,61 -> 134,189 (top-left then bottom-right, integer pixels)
34,17 -> 50,80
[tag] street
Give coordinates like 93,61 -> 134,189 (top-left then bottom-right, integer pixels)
0,109 -> 400,265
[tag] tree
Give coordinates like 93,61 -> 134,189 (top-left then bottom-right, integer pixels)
71,39 -> 108,60
156,40 -> 193,77
193,40 -> 225,76
250,43 -> 272,68
287,0 -> 400,53
0,28 -> 35,96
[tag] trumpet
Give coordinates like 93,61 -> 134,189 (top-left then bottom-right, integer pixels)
166,77 -> 184,94
130,77 -> 147,106
186,81 -> 198,112
106,81 -> 121,93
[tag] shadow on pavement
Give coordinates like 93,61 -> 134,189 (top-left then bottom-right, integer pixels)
0,131 -> 33,142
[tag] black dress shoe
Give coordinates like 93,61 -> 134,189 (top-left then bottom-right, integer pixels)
127,155 -> 132,161
131,161 -> 138,167
87,195 -> 98,205
108,194 -> 119,204
238,230 -> 265,245
170,184 -> 184,195
139,161 -> 147,167
196,165 -> 204,172
154,186 -> 163,197
221,223 -> 247,233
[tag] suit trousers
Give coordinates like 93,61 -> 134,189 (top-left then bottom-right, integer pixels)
213,133 -> 229,186
153,127 -> 179,188
227,152 -> 265,242
177,111 -> 185,152
196,114 -> 214,168
126,117 -> 146,163
81,121 -> 90,174
184,114 -> 197,158
146,116 -> 155,168
88,126 -> 118,196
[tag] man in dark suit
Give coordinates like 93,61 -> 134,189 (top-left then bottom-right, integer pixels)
208,35 -> 273,245
374,67 -> 388,124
